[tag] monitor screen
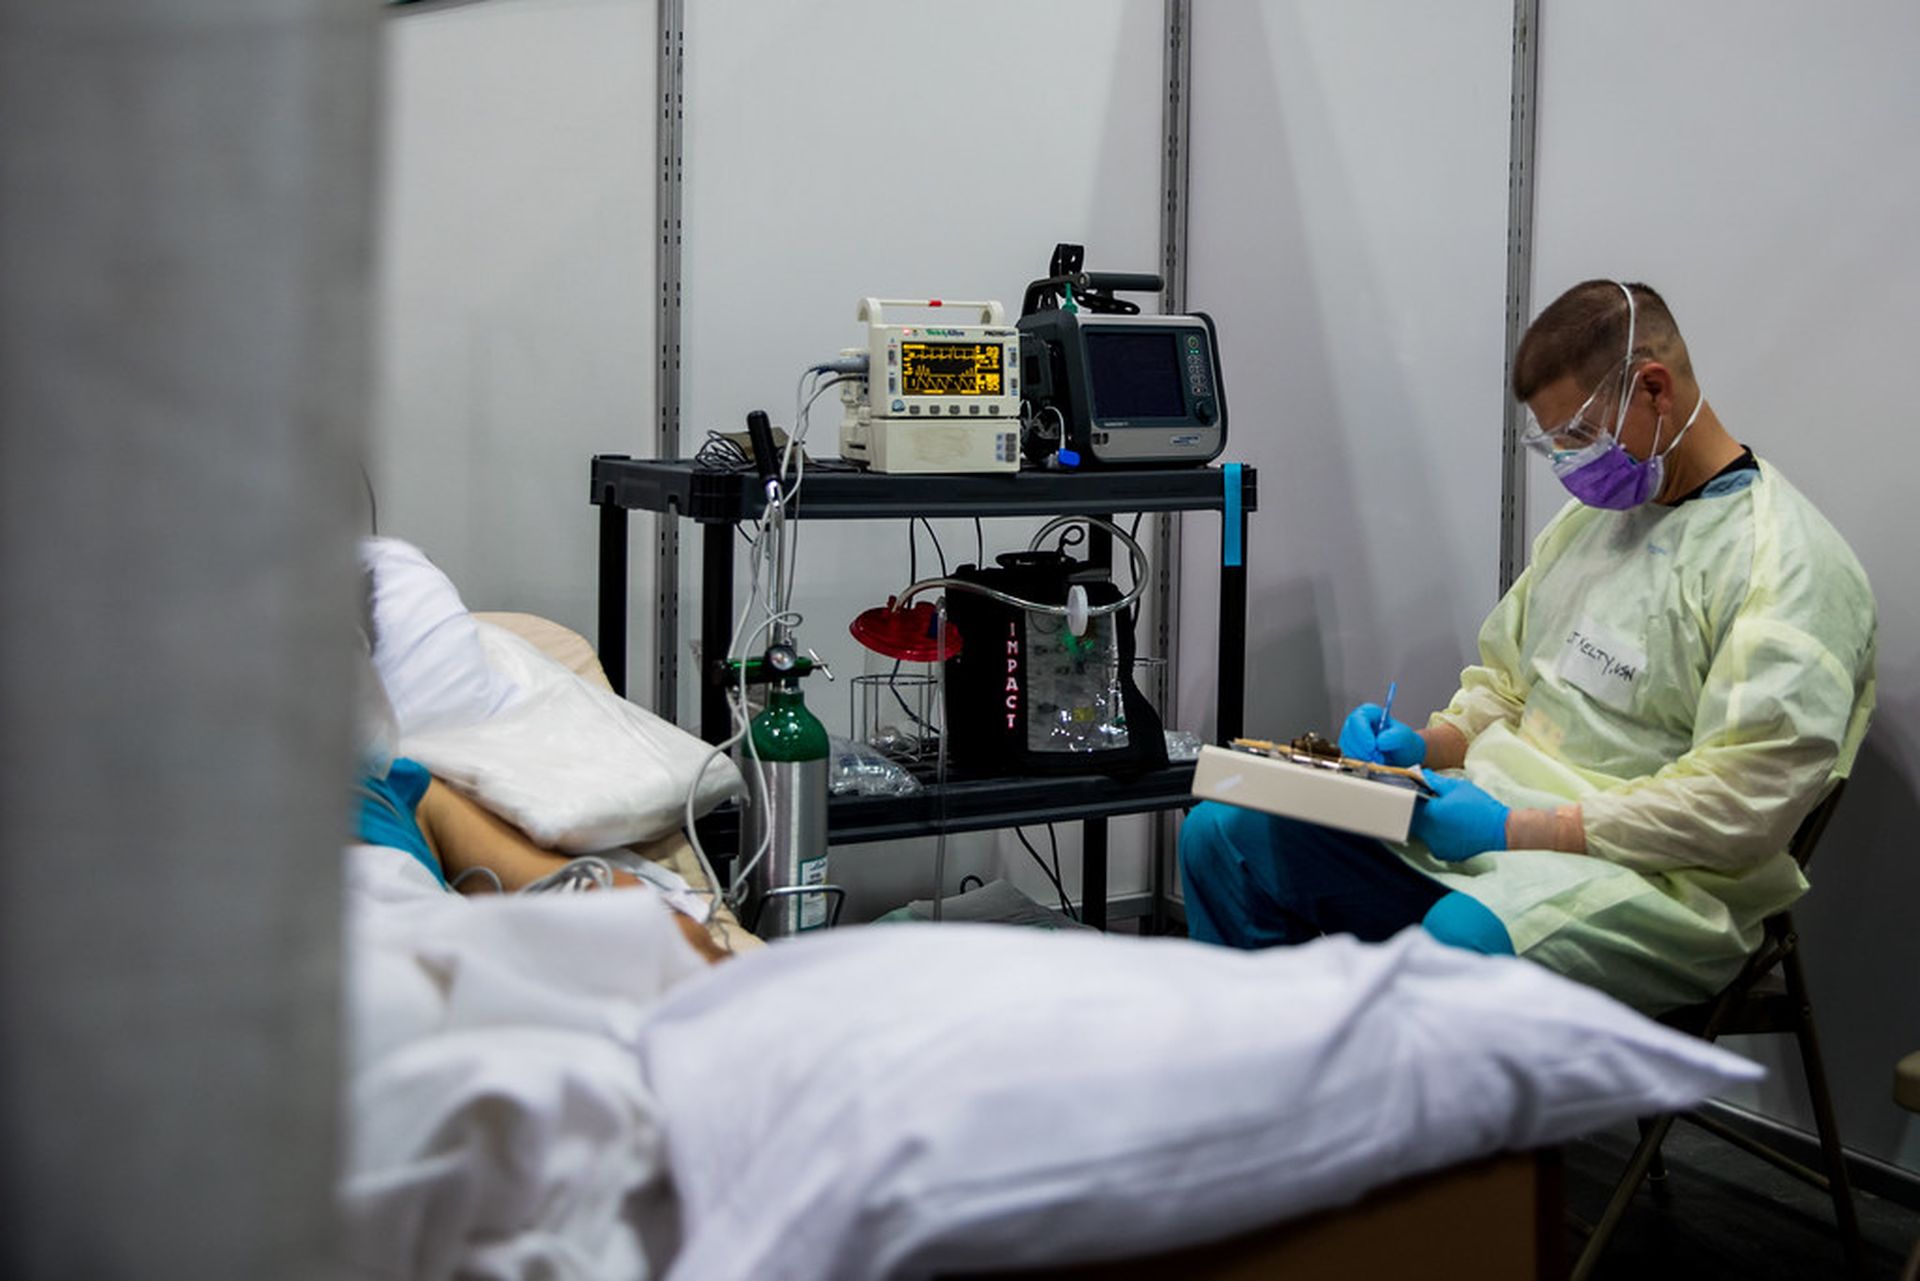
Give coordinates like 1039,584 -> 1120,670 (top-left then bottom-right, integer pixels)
1084,329 -> 1186,419
900,341 -> 1004,397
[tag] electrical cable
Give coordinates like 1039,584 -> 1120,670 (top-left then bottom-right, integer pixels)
917,517 -> 948,577
931,595 -> 950,922
1046,824 -> 1074,921
889,526 -> 936,742
1014,826 -> 1076,922
520,855 -> 619,894
769,370 -> 856,618
887,658 -> 936,735
677,353 -> 869,947
449,866 -> 504,894
681,470 -> 791,931
682,365 -> 854,939
694,431 -> 754,470
1127,511 -> 1148,624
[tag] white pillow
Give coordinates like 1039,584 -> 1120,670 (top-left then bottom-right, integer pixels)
400,622 -> 744,851
360,537 -> 520,736
636,926 -> 1760,1281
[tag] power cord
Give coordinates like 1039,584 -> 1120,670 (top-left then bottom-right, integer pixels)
1015,825 -> 1077,922
449,866 -> 504,894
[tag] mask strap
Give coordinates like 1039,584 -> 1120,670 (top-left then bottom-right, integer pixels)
1657,388 -> 1707,461
1611,281 -> 1638,437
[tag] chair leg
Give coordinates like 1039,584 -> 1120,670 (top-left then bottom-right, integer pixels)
1570,1113 -> 1678,1281
1783,945 -> 1866,1277
1639,1117 -> 1670,1185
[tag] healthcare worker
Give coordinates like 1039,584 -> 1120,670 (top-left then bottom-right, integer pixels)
1179,280 -> 1877,1013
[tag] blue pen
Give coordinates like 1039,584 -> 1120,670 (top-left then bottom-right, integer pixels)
1377,681 -> 1398,734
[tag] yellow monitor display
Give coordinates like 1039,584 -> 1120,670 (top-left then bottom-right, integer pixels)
900,341 -> 1004,397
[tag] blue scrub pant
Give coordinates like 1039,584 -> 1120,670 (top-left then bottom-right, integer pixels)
1177,801 -> 1513,956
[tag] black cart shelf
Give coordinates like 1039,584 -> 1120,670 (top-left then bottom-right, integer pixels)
590,456 -> 1256,931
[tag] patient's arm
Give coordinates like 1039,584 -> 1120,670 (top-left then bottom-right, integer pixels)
414,778 -> 729,962
414,777 -> 582,892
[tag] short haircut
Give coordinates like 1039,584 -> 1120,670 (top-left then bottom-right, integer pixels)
1511,279 -> 1693,401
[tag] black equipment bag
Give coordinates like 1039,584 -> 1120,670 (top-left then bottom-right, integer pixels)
942,550 -> 1167,778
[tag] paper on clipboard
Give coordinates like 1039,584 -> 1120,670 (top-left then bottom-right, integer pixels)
1189,744 -> 1420,842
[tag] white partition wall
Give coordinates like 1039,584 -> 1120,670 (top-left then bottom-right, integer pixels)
679,0 -> 1169,917
375,0 -> 658,676
1183,3 -> 1517,743
1529,0 -> 1920,1177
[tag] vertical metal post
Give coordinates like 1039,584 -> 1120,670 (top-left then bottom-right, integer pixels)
1156,0 -> 1191,684
1216,501 -> 1248,743
599,495 -> 630,696
700,522 -> 736,744
1082,818 -> 1109,933
653,0 -> 687,716
1499,0 -> 1541,593
1151,0 -> 1193,932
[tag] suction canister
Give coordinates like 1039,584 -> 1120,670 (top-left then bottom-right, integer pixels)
740,652 -> 832,938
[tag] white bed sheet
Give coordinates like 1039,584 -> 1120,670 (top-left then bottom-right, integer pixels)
338,846 -> 711,1280
338,849 -> 1760,1281
636,924 -> 1762,1281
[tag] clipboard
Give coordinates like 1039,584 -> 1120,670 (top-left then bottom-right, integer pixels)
1189,741 -> 1431,843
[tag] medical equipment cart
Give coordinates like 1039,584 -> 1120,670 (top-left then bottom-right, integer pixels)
589,456 -> 1255,932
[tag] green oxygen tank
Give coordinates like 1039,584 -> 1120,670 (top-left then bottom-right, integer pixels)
742,653 -> 831,937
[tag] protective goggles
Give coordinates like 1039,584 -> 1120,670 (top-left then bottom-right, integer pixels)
1519,364 -> 1633,457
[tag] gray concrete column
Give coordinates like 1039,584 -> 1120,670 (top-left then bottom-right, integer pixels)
0,2 -> 378,1275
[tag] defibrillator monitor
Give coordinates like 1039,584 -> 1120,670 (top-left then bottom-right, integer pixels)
1016,310 -> 1227,467
838,297 -> 1022,474
898,338 -> 1007,399
853,297 -> 1021,422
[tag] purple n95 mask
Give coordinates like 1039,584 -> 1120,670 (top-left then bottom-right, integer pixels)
1546,385 -> 1704,510
1550,435 -> 1666,510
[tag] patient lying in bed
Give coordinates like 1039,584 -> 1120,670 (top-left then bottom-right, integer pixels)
355,751 -> 732,964
353,536 -> 741,964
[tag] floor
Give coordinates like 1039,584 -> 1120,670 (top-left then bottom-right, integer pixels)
1562,1120 -> 1920,1279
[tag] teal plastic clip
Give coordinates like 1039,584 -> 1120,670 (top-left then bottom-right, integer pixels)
1222,461 -> 1243,567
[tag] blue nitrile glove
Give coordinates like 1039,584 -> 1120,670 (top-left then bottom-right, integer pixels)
1412,771 -> 1509,863
1339,703 -> 1427,767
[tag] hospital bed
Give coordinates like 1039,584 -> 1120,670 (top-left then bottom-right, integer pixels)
981,1149 -> 1560,1279
339,543 -> 1758,1280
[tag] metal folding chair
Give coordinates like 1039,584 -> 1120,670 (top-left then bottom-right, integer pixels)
1570,781 -> 1863,1280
